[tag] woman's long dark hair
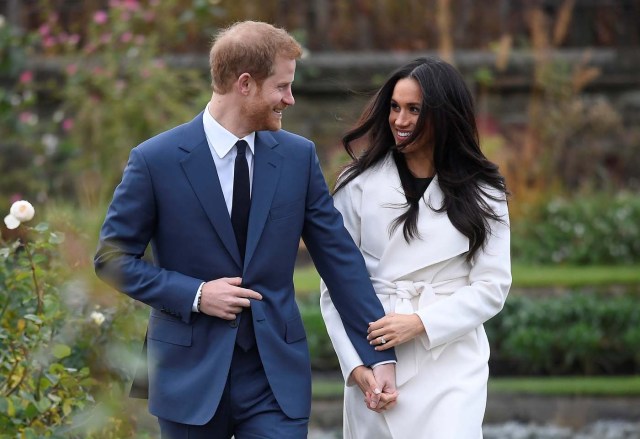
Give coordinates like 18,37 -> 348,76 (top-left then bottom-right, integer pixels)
334,57 -> 508,260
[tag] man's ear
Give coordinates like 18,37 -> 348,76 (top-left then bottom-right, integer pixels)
236,73 -> 253,96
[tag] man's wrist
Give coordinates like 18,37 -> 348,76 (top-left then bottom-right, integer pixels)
192,282 -> 204,312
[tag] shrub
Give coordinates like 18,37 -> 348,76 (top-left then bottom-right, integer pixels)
511,193 -> 640,265
486,291 -> 640,375
301,290 -> 640,376
0,214 -> 95,436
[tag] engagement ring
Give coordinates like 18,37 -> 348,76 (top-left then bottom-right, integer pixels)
379,337 -> 387,345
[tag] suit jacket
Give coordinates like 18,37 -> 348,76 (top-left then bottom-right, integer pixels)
94,112 -> 395,425
321,153 -> 511,386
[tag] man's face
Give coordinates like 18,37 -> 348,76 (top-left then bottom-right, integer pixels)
244,56 -> 296,132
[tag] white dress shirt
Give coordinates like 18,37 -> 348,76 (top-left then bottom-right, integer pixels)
192,105 -> 256,311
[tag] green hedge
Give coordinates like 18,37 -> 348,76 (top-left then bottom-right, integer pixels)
511,193 -> 640,265
302,291 -> 640,375
486,292 -> 640,375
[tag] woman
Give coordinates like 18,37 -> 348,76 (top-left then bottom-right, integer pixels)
320,57 -> 512,438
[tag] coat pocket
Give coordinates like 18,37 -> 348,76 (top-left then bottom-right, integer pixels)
148,315 -> 193,346
269,198 -> 304,221
285,316 -> 306,343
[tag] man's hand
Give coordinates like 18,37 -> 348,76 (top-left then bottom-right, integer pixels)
199,277 -> 262,319
350,366 -> 382,411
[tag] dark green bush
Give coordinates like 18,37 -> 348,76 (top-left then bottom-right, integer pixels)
303,291 -> 640,376
511,193 -> 640,265
486,291 -> 640,375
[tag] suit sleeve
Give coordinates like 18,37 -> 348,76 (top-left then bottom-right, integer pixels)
319,176 -> 370,383
94,147 -> 202,323
301,144 -> 395,368
416,192 -> 512,348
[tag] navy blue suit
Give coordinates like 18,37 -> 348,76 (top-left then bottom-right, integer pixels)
94,112 -> 395,426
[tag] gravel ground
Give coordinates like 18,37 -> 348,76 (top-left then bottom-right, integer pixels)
308,420 -> 640,439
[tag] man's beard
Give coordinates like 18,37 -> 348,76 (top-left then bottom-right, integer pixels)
242,95 -> 282,132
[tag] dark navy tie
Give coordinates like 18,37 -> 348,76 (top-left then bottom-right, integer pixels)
231,140 -> 253,351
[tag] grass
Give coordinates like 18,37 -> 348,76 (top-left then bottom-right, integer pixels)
512,264 -> 640,288
294,264 -> 640,297
312,375 -> 640,399
488,375 -> 640,396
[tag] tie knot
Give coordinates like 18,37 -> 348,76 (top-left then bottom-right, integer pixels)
236,140 -> 247,156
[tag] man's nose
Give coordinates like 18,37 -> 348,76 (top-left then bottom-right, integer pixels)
283,89 -> 295,106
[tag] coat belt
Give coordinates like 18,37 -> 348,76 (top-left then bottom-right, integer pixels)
370,277 -> 466,385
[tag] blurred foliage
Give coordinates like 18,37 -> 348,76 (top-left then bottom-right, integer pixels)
0,221 -> 95,436
0,203 -> 153,437
0,17 -> 58,207
512,193 -> 640,265
10,0 -> 640,52
486,291 -> 640,376
40,0 -> 209,207
301,290 -> 640,376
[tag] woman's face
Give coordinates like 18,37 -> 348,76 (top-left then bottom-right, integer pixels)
388,77 -> 432,154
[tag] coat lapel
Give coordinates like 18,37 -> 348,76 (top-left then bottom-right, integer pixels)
364,155 -> 469,280
244,131 -> 282,269
179,114 -> 242,268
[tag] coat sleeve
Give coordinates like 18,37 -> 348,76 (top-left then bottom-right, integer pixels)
94,147 -> 202,323
319,176 -> 368,384
415,191 -> 512,348
301,147 -> 395,370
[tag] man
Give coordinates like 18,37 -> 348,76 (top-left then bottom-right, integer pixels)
95,21 -> 396,438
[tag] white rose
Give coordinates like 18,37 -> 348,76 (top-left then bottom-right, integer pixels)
4,214 -> 20,230
90,311 -> 106,326
10,200 -> 35,222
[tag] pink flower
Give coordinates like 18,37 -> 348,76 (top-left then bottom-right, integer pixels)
43,36 -> 57,48
94,10 -> 108,24
38,24 -> 51,36
65,64 -> 78,76
100,33 -> 112,44
68,34 -> 80,46
123,0 -> 140,11
19,71 -> 33,84
120,31 -> 133,43
19,112 -> 33,123
62,118 -> 74,132
9,194 -> 23,203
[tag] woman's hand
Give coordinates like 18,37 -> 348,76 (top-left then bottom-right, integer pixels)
350,365 -> 398,412
367,313 -> 425,351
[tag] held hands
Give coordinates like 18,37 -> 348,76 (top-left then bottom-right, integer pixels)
199,277 -> 262,319
368,313 -> 425,350
351,364 -> 398,412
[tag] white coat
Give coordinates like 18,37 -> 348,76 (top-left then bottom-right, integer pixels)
320,153 -> 512,438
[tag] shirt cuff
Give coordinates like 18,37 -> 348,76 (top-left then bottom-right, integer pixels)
371,360 -> 396,368
192,282 -> 204,312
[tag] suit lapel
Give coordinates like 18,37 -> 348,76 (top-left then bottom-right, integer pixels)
179,114 -> 242,268
244,131 -> 282,269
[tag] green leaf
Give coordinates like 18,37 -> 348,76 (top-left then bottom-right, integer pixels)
23,314 -> 43,325
34,222 -> 49,232
49,232 -> 65,244
51,344 -> 71,359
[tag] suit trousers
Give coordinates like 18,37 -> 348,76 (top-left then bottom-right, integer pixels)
157,344 -> 308,439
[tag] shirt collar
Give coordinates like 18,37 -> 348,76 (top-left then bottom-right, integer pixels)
203,103 -> 256,158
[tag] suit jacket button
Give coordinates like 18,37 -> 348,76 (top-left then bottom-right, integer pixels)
229,319 -> 238,328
